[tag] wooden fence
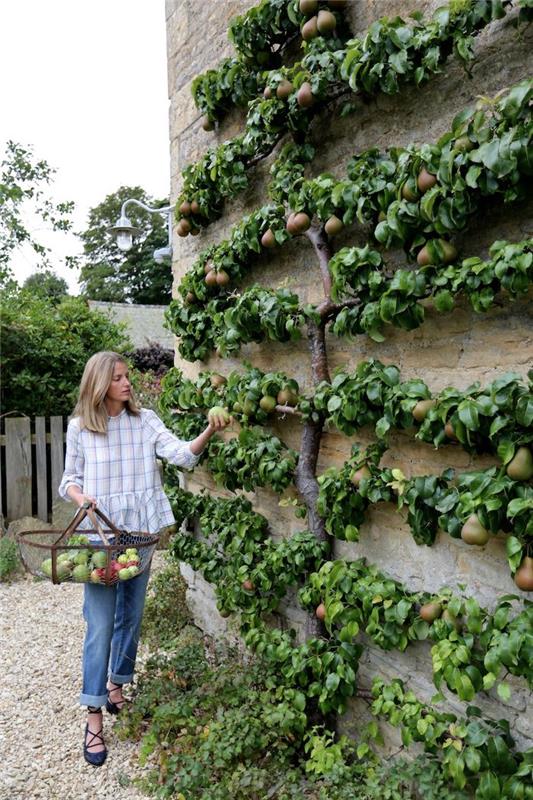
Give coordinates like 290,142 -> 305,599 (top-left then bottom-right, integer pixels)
0,416 -> 67,523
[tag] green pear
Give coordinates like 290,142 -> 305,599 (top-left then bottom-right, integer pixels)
460,514 -> 490,545
506,447 -> 533,481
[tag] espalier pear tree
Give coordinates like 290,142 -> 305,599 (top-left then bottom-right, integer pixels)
131,0 -> 533,794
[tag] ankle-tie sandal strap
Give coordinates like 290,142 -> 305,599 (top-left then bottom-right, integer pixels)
85,727 -> 105,750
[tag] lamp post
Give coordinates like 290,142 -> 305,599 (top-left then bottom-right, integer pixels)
108,198 -> 174,263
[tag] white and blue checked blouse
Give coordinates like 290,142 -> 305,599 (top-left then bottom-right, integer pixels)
58,408 -> 200,534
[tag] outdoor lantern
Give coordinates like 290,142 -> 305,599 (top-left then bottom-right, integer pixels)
108,213 -> 142,252
108,199 -> 174,260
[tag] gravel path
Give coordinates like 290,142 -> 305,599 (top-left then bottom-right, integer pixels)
0,560 -> 162,800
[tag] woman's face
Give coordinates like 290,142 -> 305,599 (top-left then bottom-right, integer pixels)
106,361 -> 131,404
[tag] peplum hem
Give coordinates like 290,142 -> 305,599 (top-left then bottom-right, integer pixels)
78,488 -> 175,535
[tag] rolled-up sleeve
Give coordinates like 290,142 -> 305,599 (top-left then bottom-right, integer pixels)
143,410 -> 201,469
58,418 -> 85,500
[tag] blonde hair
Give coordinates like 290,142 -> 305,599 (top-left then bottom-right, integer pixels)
73,351 -> 140,433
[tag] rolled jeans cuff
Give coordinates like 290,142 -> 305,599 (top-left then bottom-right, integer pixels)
79,691 -> 108,708
109,671 -> 134,684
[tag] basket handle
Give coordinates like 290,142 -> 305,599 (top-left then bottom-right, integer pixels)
53,502 -> 123,547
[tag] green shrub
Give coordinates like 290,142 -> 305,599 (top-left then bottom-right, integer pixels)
141,558 -> 192,649
0,287 -> 131,416
0,538 -> 21,581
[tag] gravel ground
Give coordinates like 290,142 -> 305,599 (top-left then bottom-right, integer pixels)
0,557 -> 166,800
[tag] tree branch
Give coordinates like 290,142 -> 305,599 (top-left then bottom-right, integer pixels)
305,224 -> 333,301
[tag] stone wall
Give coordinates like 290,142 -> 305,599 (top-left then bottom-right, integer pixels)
87,301 -> 174,349
165,0 -> 533,749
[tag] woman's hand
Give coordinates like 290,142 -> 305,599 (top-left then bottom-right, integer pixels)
207,406 -> 232,432
67,485 -> 97,509
78,495 -> 97,509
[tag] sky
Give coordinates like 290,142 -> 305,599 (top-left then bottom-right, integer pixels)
0,0 -> 170,294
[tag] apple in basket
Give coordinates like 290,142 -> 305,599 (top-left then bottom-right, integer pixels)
91,550 -> 108,569
118,567 -> 133,581
73,550 -> 90,565
41,558 -> 53,578
72,564 -> 92,583
90,568 -> 107,584
56,560 -> 73,580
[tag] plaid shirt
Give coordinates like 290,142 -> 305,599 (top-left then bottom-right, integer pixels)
58,408 -> 200,533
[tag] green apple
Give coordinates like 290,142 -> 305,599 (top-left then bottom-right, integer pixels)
117,554 -> 129,564
118,567 -> 133,581
72,564 -> 92,583
41,558 -> 53,578
56,561 -> 73,581
91,550 -> 107,569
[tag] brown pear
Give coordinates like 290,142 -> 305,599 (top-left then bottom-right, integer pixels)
445,421 -> 457,440
350,465 -> 371,488
261,229 -> 276,248
417,245 -> 431,267
417,168 -> 437,193
419,602 -> 442,623
185,292 -> 196,305
259,395 -> 277,413
263,85 -> 272,99
276,80 -> 294,100
325,215 -> 344,236
412,399 -> 436,423
441,241 -> 457,264
242,579 -> 255,591
301,16 -> 318,41
210,373 -> 227,389
315,602 -> 326,620
179,200 -> 191,216
299,0 -> 318,13
461,514 -> 490,546
514,557 -> 533,592
297,82 -> 315,108
317,9 -> 336,34
293,212 -> 311,233
191,200 -> 201,215
177,219 -> 191,237
277,388 -> 298,406
506,447 -> 533,481
215,270 -> 230,287
454,136 -> 474,152
402,180 -> 418,202
286,213 -> 299,235
205,270 -> 218,288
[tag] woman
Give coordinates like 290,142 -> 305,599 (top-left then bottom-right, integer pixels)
58,351 -> 229,766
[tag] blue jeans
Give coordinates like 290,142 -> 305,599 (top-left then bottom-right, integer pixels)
79,564 -> 151,707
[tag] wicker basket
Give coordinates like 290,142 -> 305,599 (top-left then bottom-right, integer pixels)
17,503 -> 159,586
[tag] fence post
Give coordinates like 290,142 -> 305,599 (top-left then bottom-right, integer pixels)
35,417 -> 48,521
5,417 -> 32,519
50,416 -> 65,503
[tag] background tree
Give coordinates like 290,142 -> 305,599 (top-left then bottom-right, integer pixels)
0,141 -> 75,285
22,268 -> 68,301
78,186 -> 172,304
0,285 -> 132,416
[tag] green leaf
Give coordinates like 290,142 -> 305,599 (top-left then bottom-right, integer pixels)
497,682 -> 511,702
